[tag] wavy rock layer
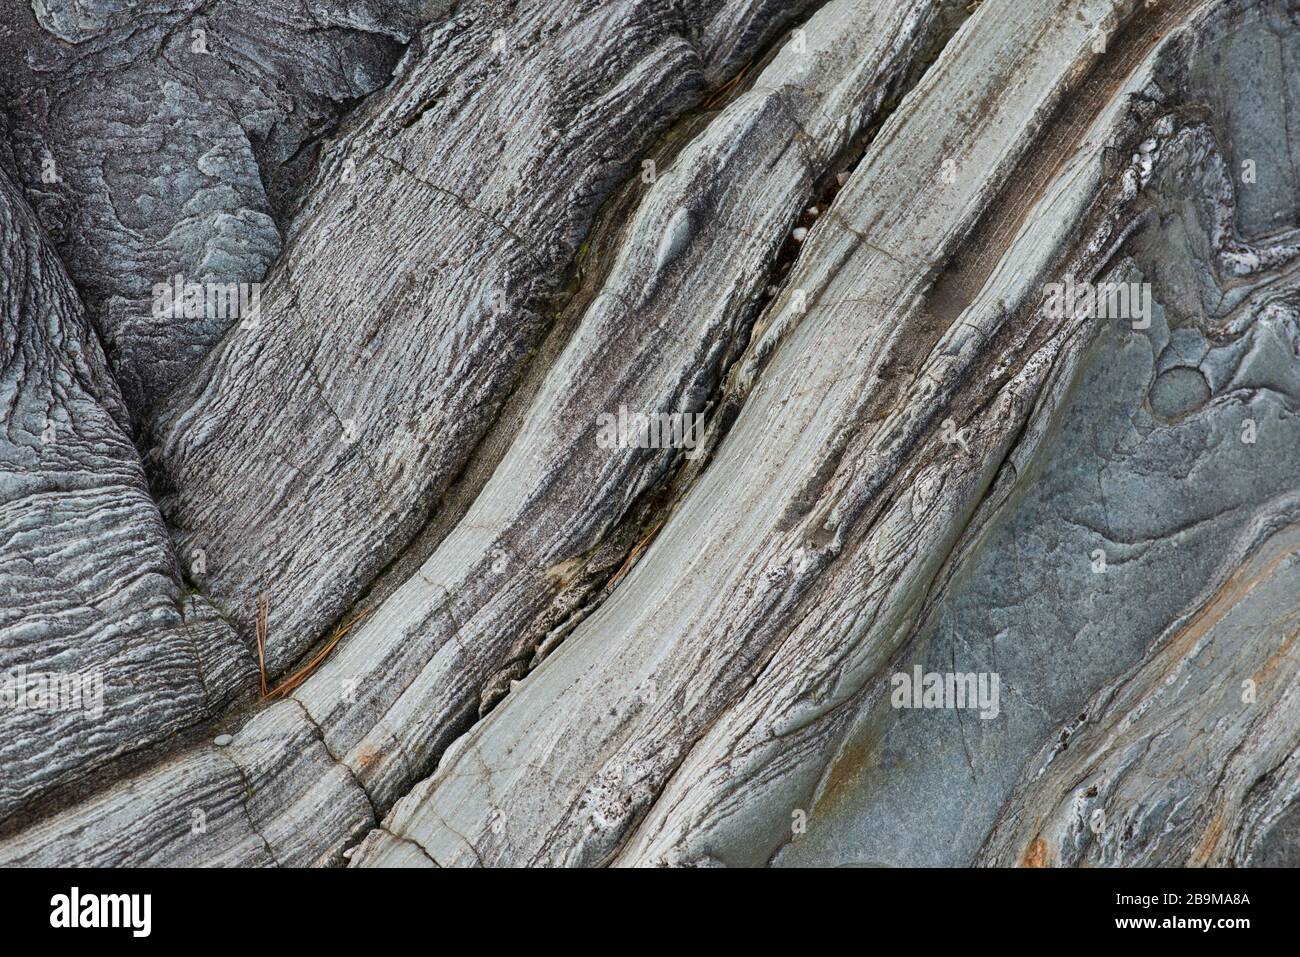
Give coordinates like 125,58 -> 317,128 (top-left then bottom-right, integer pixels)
146,0 -> 822,678
0,168 -> 252,830
0,0 -> 1295,867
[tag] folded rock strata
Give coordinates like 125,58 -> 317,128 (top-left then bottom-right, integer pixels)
978,523 -> 1300,867
1,0 -> 847,865
0,0 -> 1296,868
773,0 -> 1300,868
352,0 -> 1187,868
146,0 -> 822,680
0,168 -> 253,831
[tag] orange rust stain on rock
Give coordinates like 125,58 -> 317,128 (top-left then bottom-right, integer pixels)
1021,835 -> 1048,868
1254,629 -> 1298,689
1156,546 -> 1293,685
1189,807 -> 1225,866
815,726 -> 881,816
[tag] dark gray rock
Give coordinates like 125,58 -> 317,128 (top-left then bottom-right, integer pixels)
0,166 -> 254,828
0,0 -> 431,417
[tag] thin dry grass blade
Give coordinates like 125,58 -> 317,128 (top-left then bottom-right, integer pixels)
265,607 -> 372,701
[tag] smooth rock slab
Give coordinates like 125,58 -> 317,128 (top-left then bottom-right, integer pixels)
777,0 -> 1300,866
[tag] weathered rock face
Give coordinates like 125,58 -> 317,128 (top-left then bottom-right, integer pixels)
0,0 -> 433,417
0,0 -> 1296,868
774,0 -> 1300,868
144,0 -> 823,678
0,167 -> 253,831
977,523 -> 1300,867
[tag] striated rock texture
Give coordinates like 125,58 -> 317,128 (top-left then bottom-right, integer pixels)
0,0 -> 435,417
0,166 -> 253,831
774,0 -> 1300,868
0,0 -> 1296,868
145,0 -> 823,677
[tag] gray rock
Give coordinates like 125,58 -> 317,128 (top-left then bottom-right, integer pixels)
144,0 -> 825,680
776,0 -> 1300,868
0,167 -> 253,829
1,0 -> 1296,870
0,0 -> 432,417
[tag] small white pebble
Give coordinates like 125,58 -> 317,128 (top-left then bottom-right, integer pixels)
213,733 -> 233,747
837,171 -> 850,186
791,227 -> 808,242
656,207 -> 692,268
342,847 -> 355,859
806,206 -> 819,216
766,285 -> 780,296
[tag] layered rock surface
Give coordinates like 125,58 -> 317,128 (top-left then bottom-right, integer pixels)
0,0 -> 1295,867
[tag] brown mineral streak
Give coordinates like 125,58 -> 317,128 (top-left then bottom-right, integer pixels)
1157,537 -> 1294,685
1020,835 -> 1049,868
1189,808 -> 1226,866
